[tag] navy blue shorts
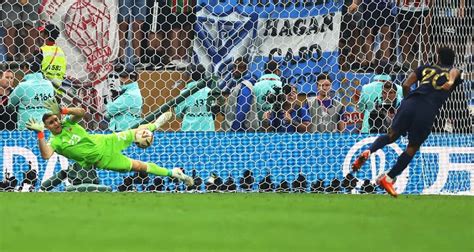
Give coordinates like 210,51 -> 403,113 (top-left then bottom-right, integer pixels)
390,97 -> 437,145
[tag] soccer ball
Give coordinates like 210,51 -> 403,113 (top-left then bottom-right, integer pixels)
135,129 -> 154,149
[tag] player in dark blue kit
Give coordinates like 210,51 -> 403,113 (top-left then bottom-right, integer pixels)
351,47 -> 462,197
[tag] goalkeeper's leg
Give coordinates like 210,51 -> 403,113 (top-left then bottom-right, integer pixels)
105,111 -> 173,151
97,154 -> 194,186
130,159 -> 194,186
138,111 -> 173,132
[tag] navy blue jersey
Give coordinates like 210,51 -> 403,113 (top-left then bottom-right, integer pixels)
391,64 -> 461,144
408,64 -> 461,111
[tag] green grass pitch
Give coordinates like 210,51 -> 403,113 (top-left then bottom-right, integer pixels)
0,193 -> 472,252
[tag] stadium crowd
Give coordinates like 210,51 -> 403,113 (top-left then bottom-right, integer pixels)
0,0 -> 472,134
0,0 -> 472,194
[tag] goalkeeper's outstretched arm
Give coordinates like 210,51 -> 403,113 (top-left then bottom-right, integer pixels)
25,118 -> 55,159
44,99 -> 85,123
62,107 -> 86,123
38,135 -> 54,159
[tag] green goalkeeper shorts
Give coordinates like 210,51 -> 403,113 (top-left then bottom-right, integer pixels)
95,130 -> 135,172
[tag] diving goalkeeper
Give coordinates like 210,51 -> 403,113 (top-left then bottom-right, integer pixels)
26,99 -> 194,186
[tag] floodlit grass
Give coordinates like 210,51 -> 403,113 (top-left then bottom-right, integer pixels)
0,193 -> 472,252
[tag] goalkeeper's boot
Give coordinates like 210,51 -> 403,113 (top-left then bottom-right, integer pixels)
172,168 -> 194,186
376,174 -> 398,198
352,150 -> 371,172
153,111 -> 173,129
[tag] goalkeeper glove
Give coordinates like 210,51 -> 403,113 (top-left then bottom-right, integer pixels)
44,99 -> 61,115
26,118 -> 45,132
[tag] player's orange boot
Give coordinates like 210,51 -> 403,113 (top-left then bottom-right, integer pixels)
352,150 -> 371,172
377,174 -> 398,198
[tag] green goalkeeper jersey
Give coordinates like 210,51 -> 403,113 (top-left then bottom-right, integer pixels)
49,119 -> 104,167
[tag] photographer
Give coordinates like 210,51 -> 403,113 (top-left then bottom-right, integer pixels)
253,60 -> 283,124
262,85 -> 311,133
175,64 -> 216,131
369,81 -> 400,133
105,67 -> 143,132
358,72 -> 403,133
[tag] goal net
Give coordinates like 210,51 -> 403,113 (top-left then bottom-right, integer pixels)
0,0 -> 472,194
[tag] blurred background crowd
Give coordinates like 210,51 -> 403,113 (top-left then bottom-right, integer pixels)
0,0 -> 472,134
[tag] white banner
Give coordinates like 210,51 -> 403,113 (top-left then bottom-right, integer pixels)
257,13 -> 341,56
39,0 -> 119,86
